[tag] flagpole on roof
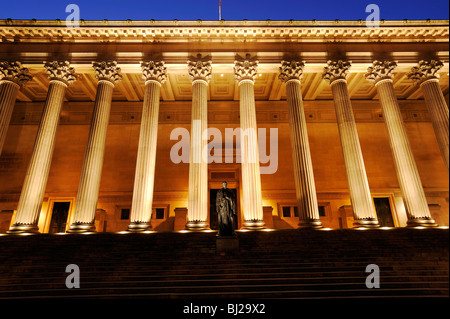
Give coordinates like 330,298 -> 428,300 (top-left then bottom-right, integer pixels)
219,0 -> 222,20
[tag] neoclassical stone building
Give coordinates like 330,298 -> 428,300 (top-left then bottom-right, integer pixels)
0,19 -> 448,234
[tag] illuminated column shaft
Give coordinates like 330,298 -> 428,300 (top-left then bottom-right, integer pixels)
69,62 -> 121,233
186,80 -> 209,230
186,57 -> 211,230
285,79 -> 322,228
323,61 -> 378,227
128,61 -> 167,232
421,79 -> 449,173
128,81 -> 161,231
331,80 -> 378,225
239,79 -> 264,228
233,57 -> 265,229
409,60 -> 448,173
0,81 -> 19,155
0,62 -> 31,155
377,80 -> 436,226
9,61 -> 76,233
10,81 -> 66,233
279,60 -> 322,228
367,61 -> 436,227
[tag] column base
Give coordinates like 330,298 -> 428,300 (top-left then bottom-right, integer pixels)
242,220 -> 265,230
185,220 -> 209,231
407,217 -> 438,228
7,224 -> 39,234
67,222 -> 96,233
353,218 -> 380,229
298,219 -> 323,229
127,222 -> 152,232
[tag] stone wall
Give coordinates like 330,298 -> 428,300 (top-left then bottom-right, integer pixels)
0,99 -> 448,232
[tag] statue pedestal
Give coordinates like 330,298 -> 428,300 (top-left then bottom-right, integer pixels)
216,235 -> 239,253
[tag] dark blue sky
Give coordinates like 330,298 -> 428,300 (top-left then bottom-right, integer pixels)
1,0 -> 449,20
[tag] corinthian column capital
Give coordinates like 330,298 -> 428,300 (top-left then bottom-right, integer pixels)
187,56 -> 212,83
365,60 -> 398,84
92,61 -> 122,85
408,60 -> 444,84
141,61 -> 167,85
279,60 -> 305,83
234,56 -> 259,83
44,61 -> 77,85
322,60 -> 352,84
0,61 -> 32,87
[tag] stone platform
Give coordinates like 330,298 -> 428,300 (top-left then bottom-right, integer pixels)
0,228 -> 448,299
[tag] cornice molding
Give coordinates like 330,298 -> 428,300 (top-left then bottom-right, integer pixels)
0,20 -> 448,44
1,19 -> 448,28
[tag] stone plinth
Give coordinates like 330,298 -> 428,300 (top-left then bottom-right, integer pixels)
216,235 -> 239,253
174,207 -> 188,231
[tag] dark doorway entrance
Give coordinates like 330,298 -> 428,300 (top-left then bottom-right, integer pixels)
209,189 -> 238,231
373,198 -> 395,227
49,202 -> 71,233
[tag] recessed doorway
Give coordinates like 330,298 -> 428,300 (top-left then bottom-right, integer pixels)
373,197 -> 395,227
48,202 -> 71,234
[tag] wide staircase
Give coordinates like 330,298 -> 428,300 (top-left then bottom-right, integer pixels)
0,228 -> 448,299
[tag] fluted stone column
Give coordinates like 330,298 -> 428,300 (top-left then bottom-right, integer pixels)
408,60 -> 449,173
234,57 -> 264,229
128,61 -> 167,232
185,57 -> 211,230
68,61 -> 121,233
367,61 -> 437,227
0,62 -> 32,156
323,60 -> 379,228
8,61 -> 76,233
279,61 -> 322,229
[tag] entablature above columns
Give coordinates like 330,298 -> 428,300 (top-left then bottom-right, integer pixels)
0,20 -> 448,66
0,19 -> 448,44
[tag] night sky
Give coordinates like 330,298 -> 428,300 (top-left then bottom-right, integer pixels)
1,0 -> 449,21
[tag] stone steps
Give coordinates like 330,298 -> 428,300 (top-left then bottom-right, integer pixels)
0,228 -> 447,299
2,285 -> 448,300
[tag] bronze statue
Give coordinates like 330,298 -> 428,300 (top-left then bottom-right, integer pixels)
216,181 -> 236,236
